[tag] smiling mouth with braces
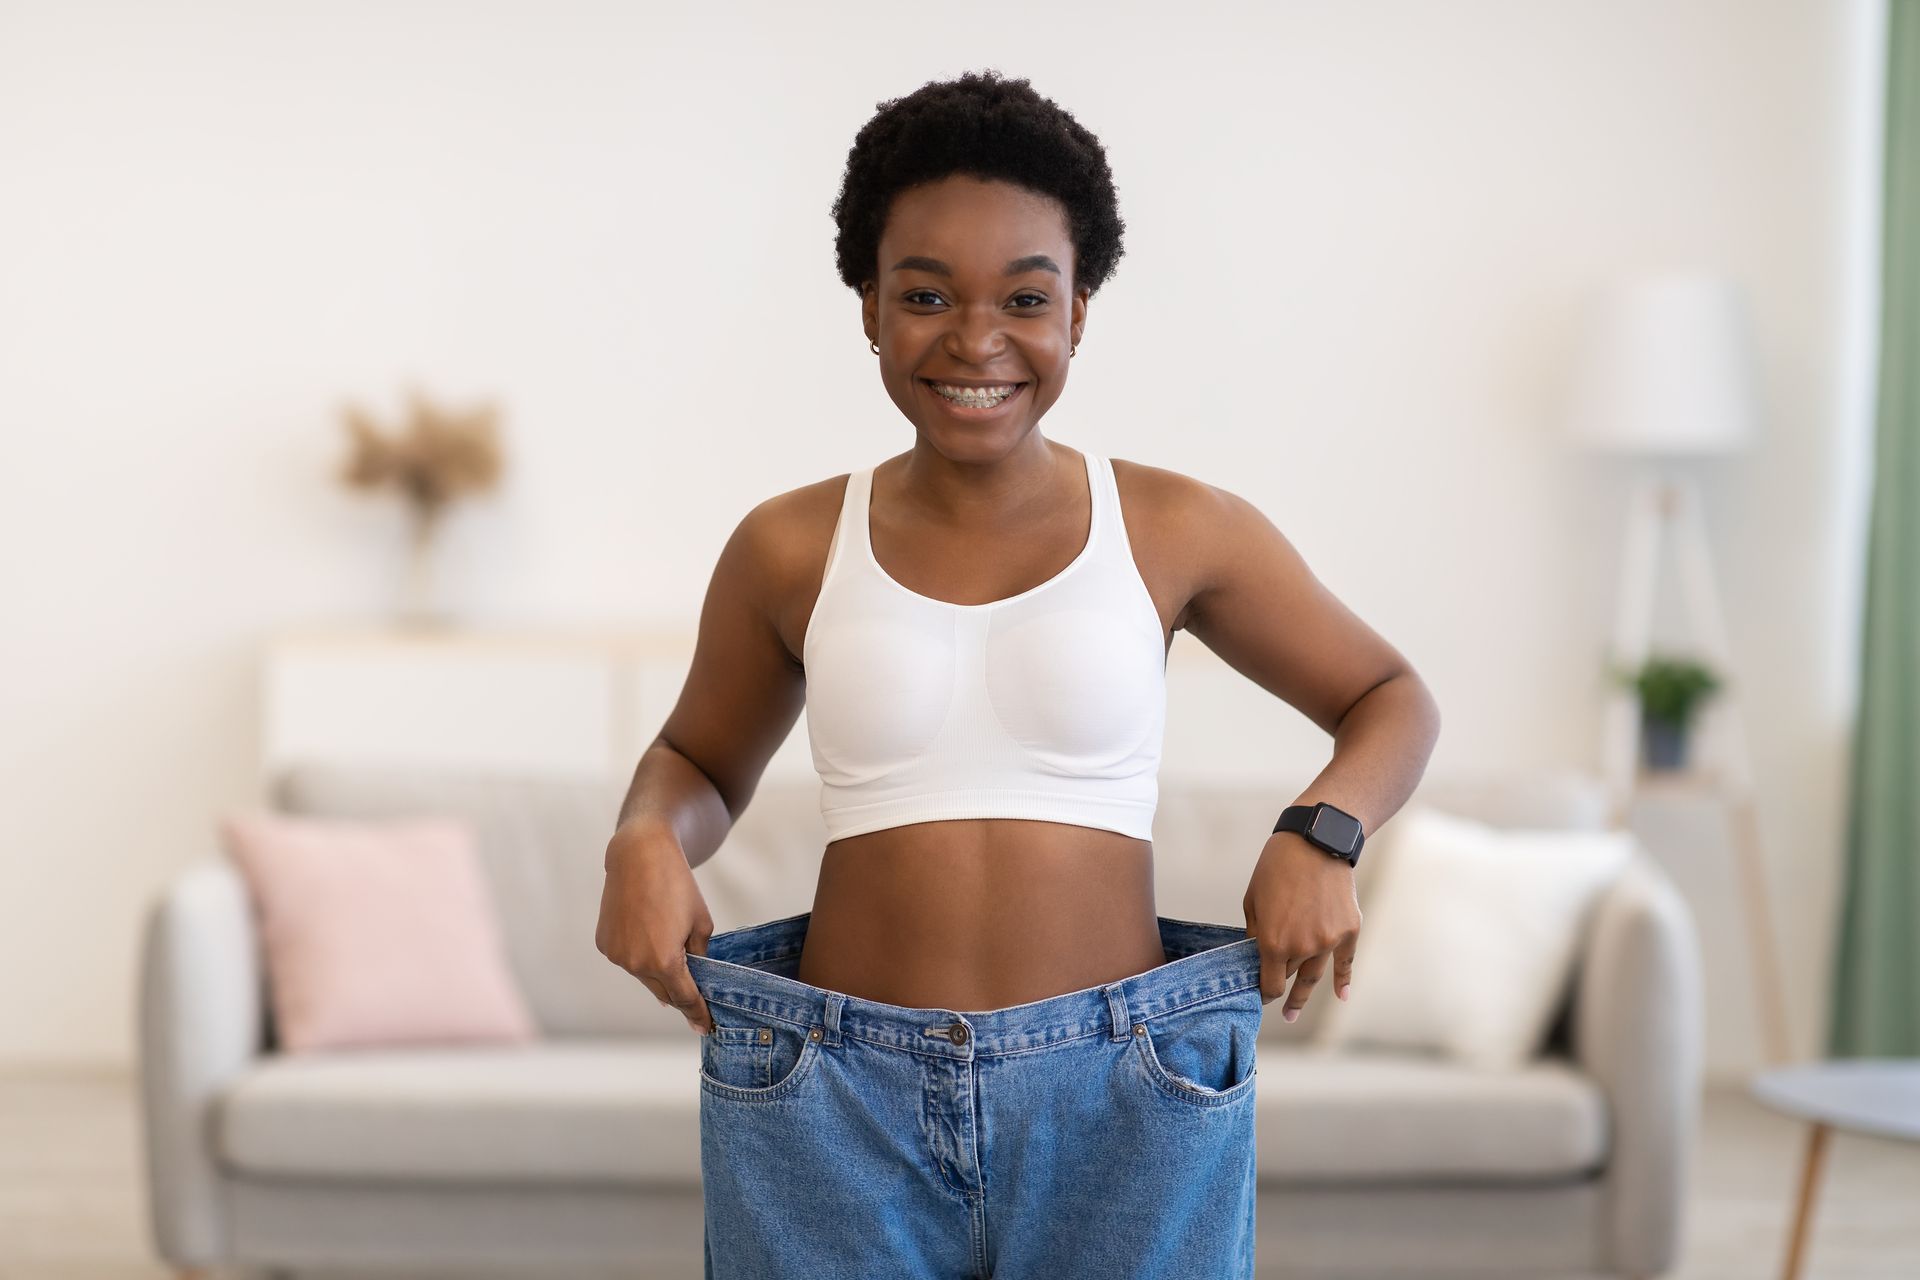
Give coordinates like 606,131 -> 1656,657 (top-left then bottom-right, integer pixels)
928,381 -> 1022,404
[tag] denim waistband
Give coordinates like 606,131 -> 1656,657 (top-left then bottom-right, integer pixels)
683,912 -> 1262,1062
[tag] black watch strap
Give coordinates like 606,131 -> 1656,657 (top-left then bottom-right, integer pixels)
1273,802 -> 1366,867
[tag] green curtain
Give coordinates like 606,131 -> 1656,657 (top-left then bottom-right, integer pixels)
1828,0 -> 1920,1059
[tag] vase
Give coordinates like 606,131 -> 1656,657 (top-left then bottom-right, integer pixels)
399,503 -> 452,628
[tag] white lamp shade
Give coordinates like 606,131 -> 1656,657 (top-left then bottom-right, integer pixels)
1563,273 -> 1760,456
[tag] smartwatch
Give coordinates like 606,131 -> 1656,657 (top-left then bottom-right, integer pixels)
1273,802 -> 1366,867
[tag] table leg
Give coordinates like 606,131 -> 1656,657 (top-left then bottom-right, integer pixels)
1778,1120 -> 1831,1280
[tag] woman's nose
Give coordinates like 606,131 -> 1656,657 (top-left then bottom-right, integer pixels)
944,309 -> 1011,358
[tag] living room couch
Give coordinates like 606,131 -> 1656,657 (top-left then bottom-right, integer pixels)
138,764 -> 1702,1278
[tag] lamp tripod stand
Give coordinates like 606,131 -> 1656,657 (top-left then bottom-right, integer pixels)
1599,469 -> 1792,1066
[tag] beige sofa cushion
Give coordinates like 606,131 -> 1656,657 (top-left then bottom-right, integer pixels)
215,1037 -> 1604,1187
1257,1046 -> 1607,1182
217,1038 -> 699,1184
273,765 -> 678,1038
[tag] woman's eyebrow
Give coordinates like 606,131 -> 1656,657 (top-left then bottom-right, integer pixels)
889,254 -> 1061,277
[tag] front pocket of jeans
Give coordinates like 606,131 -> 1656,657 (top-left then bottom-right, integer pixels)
701,1023 -> 774,1088
1132,987 -> 1262,1106
699,1009 -> 821,1103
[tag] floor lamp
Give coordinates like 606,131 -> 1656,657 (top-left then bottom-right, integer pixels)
1564,272 -> 1792,1066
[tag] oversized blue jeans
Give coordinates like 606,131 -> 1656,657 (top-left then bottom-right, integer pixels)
684,911 -> 1263,1279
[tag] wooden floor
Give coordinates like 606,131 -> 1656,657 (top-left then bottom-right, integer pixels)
3,1066 -> 1916,1279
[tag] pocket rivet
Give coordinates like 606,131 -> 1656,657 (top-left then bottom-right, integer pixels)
809,1028 -> 823,1041
758,1027 -> 772,1043
1133,1024 -> 1146,1036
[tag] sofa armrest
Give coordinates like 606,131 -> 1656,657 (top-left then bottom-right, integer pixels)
136,855 -> 265,1268
1570,854 -> 1704,1276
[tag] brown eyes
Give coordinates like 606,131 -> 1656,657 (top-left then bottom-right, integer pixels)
904,290 -> 1048,309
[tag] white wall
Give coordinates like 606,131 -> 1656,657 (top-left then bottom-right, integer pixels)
0,0 -> 1883,1076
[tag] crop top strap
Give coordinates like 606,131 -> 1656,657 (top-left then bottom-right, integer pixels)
1092,451 -> 1129,560
819,467 -> 870,594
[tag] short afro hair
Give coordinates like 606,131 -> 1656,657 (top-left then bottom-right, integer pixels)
830,69 -> 1126,299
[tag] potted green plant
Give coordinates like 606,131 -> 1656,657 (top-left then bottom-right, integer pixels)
1606,653 -> 1723,772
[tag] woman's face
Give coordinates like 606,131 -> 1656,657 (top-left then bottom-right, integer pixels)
863,175 -> 1089,457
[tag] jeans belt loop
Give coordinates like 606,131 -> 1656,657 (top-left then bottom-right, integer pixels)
1104,983 -> 1134,1042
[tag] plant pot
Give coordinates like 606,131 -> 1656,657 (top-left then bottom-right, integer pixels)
1641,715 -> 1691,772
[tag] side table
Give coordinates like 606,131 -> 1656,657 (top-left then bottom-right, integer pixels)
1748,1059 -> 1920,1279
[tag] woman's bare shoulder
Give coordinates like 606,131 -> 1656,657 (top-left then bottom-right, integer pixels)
1108,455 -> 1206,510
740,470 -> 853,579
723,470 -> 859,662
1108,454 -> 1278,547
1106,454 -> 1226,549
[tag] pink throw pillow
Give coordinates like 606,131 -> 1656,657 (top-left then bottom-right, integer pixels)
219,811 -> 538,1053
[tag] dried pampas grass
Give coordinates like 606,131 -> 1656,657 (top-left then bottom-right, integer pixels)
337,385 -> 506,625
339,385 -> 504,519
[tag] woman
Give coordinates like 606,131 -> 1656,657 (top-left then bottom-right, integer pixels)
596,70 -> 1441,1280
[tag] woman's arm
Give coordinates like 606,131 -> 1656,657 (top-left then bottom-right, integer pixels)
599,492 -> 813,1032
609,495 -> 810,870
1174,473 -> 1443,1017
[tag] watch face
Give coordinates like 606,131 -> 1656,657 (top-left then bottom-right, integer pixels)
1309,805 -> 1363,856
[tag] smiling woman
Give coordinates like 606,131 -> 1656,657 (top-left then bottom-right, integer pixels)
597,66 -> 1440,1280
832,74 -> 1121,460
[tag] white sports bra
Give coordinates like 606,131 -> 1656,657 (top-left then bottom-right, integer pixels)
801,448 -> 1167,843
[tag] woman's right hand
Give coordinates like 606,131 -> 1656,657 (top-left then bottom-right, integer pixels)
595,818 -> 716,1035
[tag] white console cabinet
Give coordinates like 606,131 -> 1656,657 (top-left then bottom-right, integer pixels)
260,623 -> 818,785
260,622 -> 1314,789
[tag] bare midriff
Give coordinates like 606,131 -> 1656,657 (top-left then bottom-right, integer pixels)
787,450 -> 1187,1012
792,818 -> 1172,1012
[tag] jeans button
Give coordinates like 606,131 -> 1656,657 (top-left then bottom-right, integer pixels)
948,1022 -> 969,1045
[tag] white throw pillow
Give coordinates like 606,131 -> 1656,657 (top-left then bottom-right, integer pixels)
1311,803 -> 1635,1070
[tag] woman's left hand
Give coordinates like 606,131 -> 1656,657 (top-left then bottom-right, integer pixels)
1243,831 -> 1363,1022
